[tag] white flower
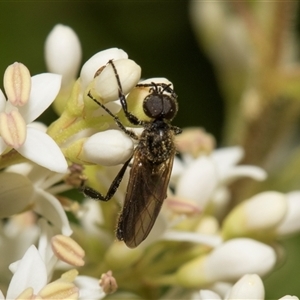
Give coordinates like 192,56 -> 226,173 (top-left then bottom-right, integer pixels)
45,24 -> 82,87
0,245 -> 79,299
173,146 -> 266,211
0,62 -> 68,173
3,245 -> 48,299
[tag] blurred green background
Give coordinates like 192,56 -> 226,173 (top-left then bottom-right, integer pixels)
1,1 -> 300,299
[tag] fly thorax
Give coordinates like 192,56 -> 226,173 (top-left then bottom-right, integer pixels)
139,121 -> 174,164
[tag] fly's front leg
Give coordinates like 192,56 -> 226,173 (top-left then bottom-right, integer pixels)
87,91 -> 138,140
80,158 -> 131,201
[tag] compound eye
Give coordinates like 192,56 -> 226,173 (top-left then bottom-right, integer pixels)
162,95 -> 177,120
143,94 -> 178,120
143,94 -> 164,118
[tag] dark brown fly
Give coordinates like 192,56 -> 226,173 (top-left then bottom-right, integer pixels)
81,60 -> 181,248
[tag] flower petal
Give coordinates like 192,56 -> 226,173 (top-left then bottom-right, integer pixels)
17,127 -> 68,173
18,73 -> 62,123
222,165 -> 267,184
176,156 -> 218,209
74,276 -> 105,300
6,245 -> 47,299
33,188 -> 73,236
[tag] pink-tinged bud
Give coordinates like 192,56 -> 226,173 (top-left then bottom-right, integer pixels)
99,270 -> 118,294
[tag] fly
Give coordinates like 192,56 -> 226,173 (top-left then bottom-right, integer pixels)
81,60 -> 181,248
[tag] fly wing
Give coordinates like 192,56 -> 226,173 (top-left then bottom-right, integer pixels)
116,150 -> 175,248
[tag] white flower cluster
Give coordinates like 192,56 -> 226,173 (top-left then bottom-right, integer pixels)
0,22 -> 299,300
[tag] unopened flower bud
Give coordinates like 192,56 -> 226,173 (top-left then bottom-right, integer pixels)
99,270 -> 118,294
4,62 -> 31,106
175,127 -> 215,157
83,130 -> 134,166
175,238 -> 276,288
222,191 -> 287,240
276,191 -> 300,237
80,48 -> 128,92
51,234 -> 85,267
93,59 -> 141,103
45,24 -> 82,87
227,274 -> 265,300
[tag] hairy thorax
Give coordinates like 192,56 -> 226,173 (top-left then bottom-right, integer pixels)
138,119 -> 175,164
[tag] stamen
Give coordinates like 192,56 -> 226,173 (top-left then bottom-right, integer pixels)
4,62 -> 31,106
0,110 -> 27,148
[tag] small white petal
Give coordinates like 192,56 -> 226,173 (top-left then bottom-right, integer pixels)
18,73 -> 62,124
0,172 -> 34,218
33,188 -> 73,236
45,24 -> 82,86
94,59 -> 141,103
162,231 -> 222,247
227,274 -> 265,300
222,165 -> 267,184
176,156 -> 218,209
205,238 -> 276,282
74,276 -> 105,300
211,146 -> 244,168
17,127 -> 68,173
277,191 -> 300,236
80,48 -> 128,93
83,129 -> 134,166
198,290 -> 221,300
6,245 -> 47,299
